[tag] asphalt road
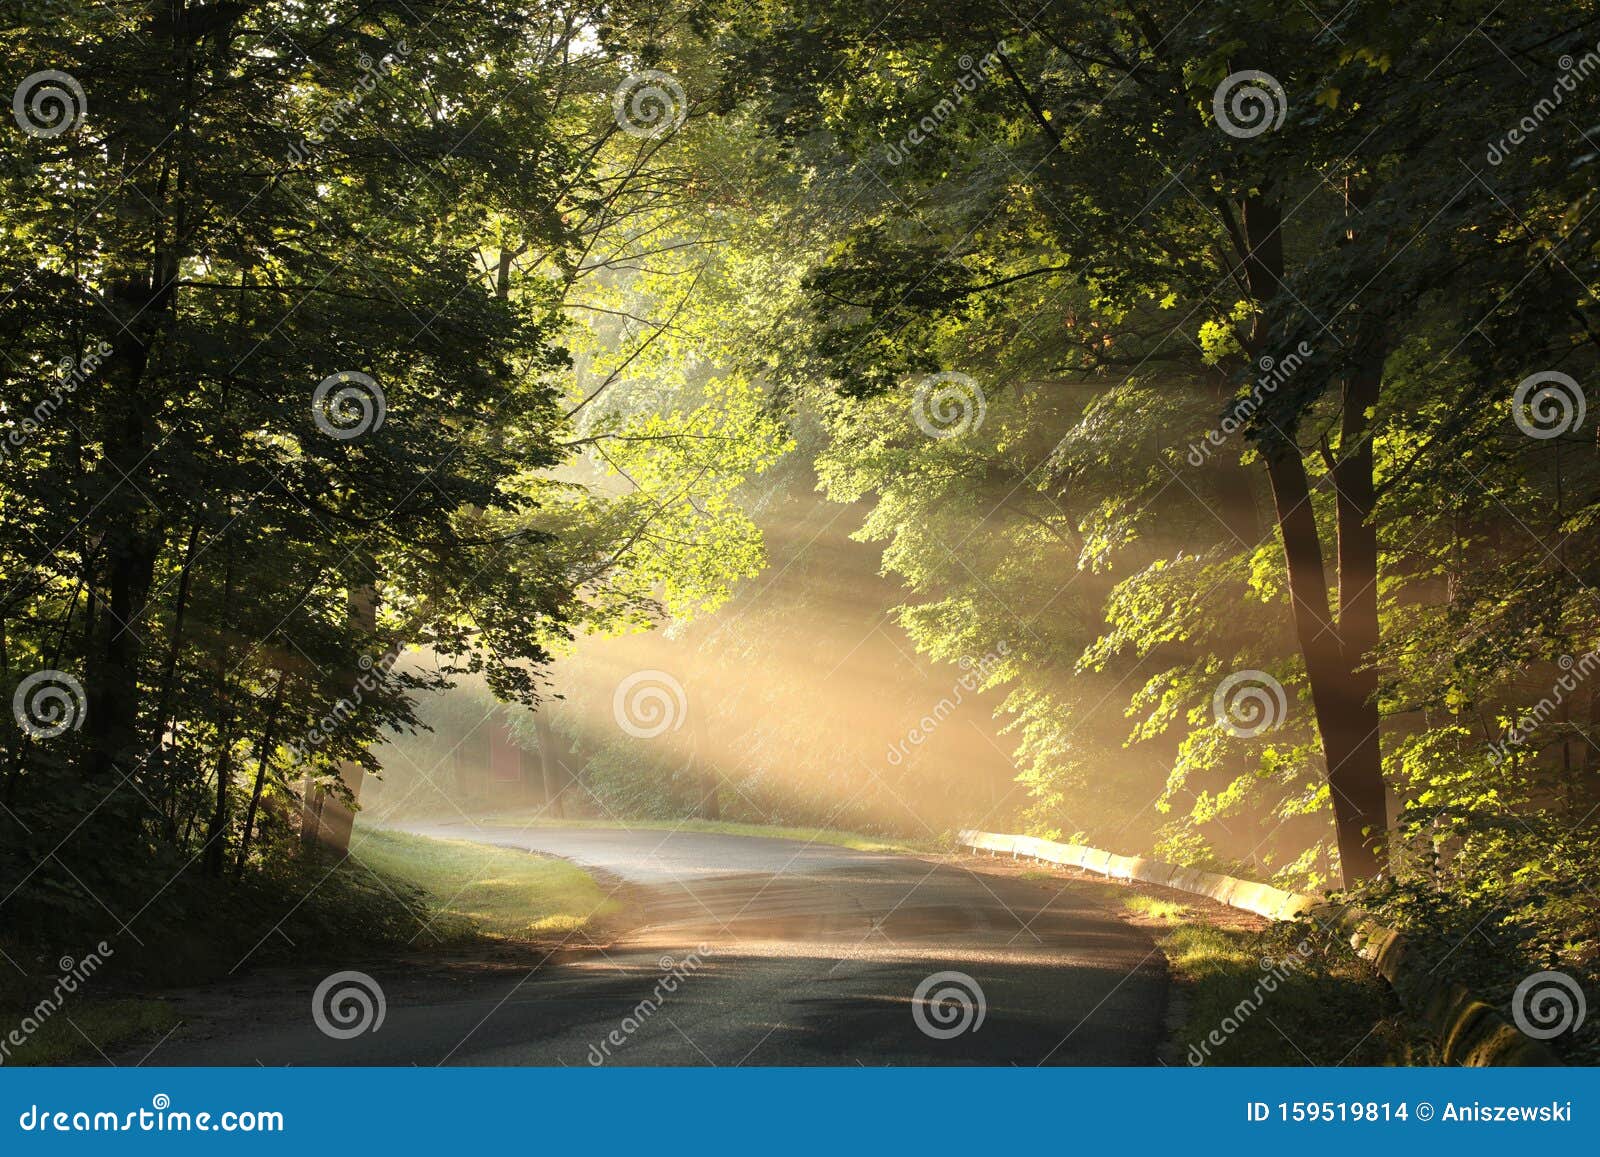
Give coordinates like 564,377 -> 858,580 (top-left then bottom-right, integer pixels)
136,825 -> 1169,1066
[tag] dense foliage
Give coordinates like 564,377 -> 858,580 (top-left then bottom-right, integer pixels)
4,0 -> 1597,1059
686,0 -> 1600,1037
0,1 -> 779,940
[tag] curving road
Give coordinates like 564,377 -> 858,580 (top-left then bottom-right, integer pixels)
136,825 -> 1169,1066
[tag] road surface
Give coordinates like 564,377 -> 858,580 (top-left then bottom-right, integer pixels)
135,825 -> 1169,1066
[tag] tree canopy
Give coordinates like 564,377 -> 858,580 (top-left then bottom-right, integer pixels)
3,0 -> 1598,1057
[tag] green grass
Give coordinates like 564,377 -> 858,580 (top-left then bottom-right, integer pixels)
470,813 -> 930,854
0,829 -> 614,1065
0,995 -> 179,1066
1025,875 -> 1429,1065
1123,894 -> 1190,921
1159,922 -> 1428,1065
351,828 -> 618,940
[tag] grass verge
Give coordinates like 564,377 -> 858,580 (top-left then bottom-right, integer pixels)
1091,880 -> 1433,1065
469,813 -> 930,854
0,829 -> 616,1065
0,988 -> 180,1066
995,867 -> 1435,1065
350,828 -> 619,940
1159,919 -> 1431,1065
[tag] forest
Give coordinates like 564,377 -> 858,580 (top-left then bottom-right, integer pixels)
2,0 -> 1598,1064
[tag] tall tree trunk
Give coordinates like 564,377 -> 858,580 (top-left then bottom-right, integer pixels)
203,744 -> 236,877
202,529 -> 239,877
83,11 -> 193,782
235,675 -> 287,877
152,519 -> 202,839
1207,365 -> 1261,543
1240,190 -> 1387,885
311,584 -> 376,857
84,329 -> 158,782
299,771 -> 324,852
1329,350 -> 1389,879
299,583 -> 376,856
1264,443 -> 1386,883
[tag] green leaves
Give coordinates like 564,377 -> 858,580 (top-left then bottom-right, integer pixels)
0,0 -> 794,925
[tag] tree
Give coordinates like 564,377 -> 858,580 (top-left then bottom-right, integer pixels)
0,0 -> 773,923
701,0 -> 1600,884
